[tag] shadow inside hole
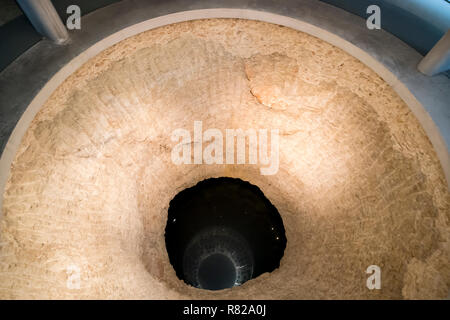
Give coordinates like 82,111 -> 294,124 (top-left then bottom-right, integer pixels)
198,253 -> 236,290
165,177 -> 287,291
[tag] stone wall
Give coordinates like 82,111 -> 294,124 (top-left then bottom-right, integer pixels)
0,19 -> 448,299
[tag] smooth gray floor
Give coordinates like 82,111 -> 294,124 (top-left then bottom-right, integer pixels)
0,0 -> 449,175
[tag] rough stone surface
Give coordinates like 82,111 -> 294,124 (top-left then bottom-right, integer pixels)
0,19 -> 449,299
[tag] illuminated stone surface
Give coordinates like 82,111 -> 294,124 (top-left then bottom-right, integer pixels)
0,19 -> 449,299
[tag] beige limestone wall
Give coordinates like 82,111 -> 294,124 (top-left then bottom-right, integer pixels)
0,19 -> 449,299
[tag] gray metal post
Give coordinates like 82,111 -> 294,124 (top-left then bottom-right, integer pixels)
17,0 -> 69,44
418,30 -> 450,76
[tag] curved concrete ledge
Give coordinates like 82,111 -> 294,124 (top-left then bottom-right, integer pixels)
0,0 -> 449,214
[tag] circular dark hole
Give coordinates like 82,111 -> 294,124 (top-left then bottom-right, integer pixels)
198,254 -> 236,290
165,177 -> 286,291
